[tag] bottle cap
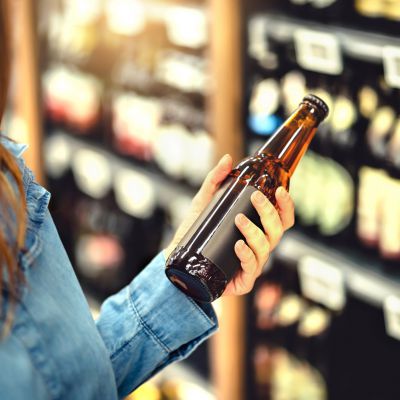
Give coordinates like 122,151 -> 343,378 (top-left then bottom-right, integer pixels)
302,94 -> 329,122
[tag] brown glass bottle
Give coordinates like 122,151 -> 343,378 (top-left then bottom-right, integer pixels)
165,95 -> 329,302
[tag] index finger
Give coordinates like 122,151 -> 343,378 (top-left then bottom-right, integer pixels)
275,187 -> 295,230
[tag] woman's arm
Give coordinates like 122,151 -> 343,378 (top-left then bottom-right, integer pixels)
96,155 -> 295,398
96,251 -> 217,398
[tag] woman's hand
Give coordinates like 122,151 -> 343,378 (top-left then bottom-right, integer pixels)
164,154 -> 295,297
164,154 -> 234,259
224,186 -> 294,296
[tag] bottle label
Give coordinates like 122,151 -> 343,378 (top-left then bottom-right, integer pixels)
180,177 -> 262,280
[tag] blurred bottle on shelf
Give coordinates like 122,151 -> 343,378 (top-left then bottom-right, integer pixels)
357,166 -> 400,262
387,117 -> 400,175
295,305 -> 332,376
358,85 -> 379,122
281,71 -> 308,119
366,105 -> 396,166
155,50 -> 209,96
247,78 -> 283,137
379,176 -> 400,262
43,66 -> 104,137
270,348 -> 327,400
111,91 -> 163,161
254,281 -> 283,331
39,0 -> 102,63
355,0 -> 385,19
127,381 -> 161,400
163,4 -> 208,50
251,311 -> 329,399
104,0 -> 147,37
44,134 -> 167,300
384,0 -> 400,21
357,166 -> 386,249
355,0 -> 400,33
328,90 -> 359,159
290,151 -> 355,241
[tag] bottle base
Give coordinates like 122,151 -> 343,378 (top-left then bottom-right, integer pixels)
166,268 -> 215,303
165,247 -> 228,303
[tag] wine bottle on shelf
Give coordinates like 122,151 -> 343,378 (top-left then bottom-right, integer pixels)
166,95 -> 329,302
384,0 -> 400,22
329,91 -> 358,156
354,0 -> 399,35
366,105 -> 396,167
295,304 -> 332,375
247,77 -> 283,137
42,66 -> 103,138
355,0 -> 384,18
388,117 -> 400,176
379,175 -> 400,263
357,166 -> 387,250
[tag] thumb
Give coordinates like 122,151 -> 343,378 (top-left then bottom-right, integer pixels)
193,154 -> 233,205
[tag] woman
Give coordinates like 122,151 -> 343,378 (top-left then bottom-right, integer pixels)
0,1 -> 295,399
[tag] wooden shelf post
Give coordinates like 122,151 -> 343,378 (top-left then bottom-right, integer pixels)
208,0 -> 245,399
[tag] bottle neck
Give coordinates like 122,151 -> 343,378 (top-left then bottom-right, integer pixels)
256,103 -> 321,176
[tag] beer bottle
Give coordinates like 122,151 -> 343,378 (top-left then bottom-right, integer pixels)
165,94 -> 329,302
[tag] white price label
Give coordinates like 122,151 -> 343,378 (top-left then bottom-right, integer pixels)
383,46 -> 400,89
384,295 -> 400,341
299,255 -> 346,311
294,29 -> 343,75
248,18 -> 269,60
248,17 -> 278,68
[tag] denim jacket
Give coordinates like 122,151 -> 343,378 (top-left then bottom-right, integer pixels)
0,137 -> 217,400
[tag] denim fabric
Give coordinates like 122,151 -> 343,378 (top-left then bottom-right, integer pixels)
0,137 -> 218,399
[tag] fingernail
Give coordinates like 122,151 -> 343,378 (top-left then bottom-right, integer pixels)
254,191 -> 265,204
219,154 -> 230,165
277,187 -> 289,198
239,214 -> 249,226
237,239 -> 245,249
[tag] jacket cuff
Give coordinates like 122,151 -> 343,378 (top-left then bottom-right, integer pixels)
128,251 -> 218,358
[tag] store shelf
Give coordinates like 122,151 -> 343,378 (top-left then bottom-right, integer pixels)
249,12 -> 400,64
84,294 -> 215,399
158,363 -> 215,400
275,230 -> 400,309
144,1 -> 208,22
45,132 -> 196,209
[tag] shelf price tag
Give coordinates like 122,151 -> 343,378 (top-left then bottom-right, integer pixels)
383,46 -> 400,89
383,295 -> 400,341
248,17 -> 277,67
298,255 -> 346,311
294,29 -> 343,75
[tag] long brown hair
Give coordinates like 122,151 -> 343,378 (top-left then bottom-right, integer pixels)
0,0 -> 27,333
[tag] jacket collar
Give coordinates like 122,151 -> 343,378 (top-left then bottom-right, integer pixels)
0,135 -> 29,158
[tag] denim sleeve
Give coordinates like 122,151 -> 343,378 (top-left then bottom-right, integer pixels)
95,252 -> 218,398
